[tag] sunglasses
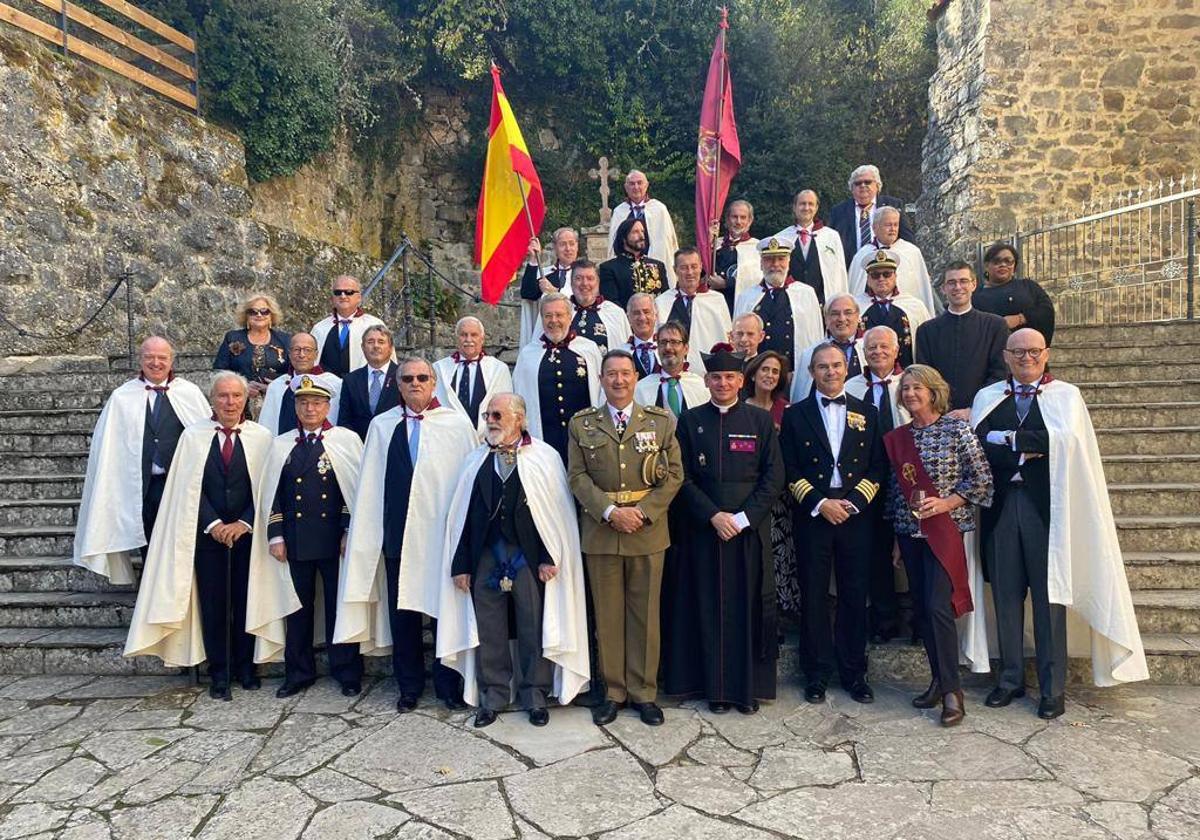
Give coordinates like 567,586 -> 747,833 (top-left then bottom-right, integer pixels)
485,410 -> 506,421
853,180 -> 875,187
332,289 -> 360,297
246,308 -> 271,317
868,271 -> 896,278
400,374 -> 431,383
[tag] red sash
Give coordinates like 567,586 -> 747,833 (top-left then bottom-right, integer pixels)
883,424 -> 973,618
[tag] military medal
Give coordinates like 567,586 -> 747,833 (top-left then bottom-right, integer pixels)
317,454 -> 332,475
576,365 -> 587,378
500,576 -> 513,592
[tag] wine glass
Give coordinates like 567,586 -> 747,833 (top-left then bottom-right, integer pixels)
909,489 -> 928,538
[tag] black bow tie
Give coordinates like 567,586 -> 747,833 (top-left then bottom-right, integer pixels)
821,395 -> 846,407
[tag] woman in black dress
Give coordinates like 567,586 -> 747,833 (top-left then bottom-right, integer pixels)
973,242 -> 1056,344
213,292 -> 291,399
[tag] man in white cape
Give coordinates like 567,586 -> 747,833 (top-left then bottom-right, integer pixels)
853,249 -> 931,370
512,293 -> 604,463
532,261 -> 630,354
246,377 -> 364,696
734,238 -> 823,384
438,394 -> 589,727
257,332 -> 342,434
606,169 -> 680,285
848,207 -> 937,315
124,372 -> 273,700
709,199 -> 761,314
768,188 -> 849,305
518,229 -> 578,347
633,322 -> 709,415
334,357 -> 478,712
74,336 -> 211,585
655,247 -> 731,373
789,294 -> 869,403
972,328 -> 1147,717
310,274 -> 394,376
432,316 -> 513,437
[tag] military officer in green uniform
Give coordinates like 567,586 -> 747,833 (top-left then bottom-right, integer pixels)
568,349 -> 683,727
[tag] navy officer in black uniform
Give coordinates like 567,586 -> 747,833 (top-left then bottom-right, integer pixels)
781,341 -> 887,705
270,377 -> 365,698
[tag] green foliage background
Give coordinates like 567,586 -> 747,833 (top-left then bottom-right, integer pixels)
138,0 -> 936,240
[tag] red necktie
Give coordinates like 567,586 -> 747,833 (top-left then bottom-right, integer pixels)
218,427 -> 238,467
798,228 -> 810,247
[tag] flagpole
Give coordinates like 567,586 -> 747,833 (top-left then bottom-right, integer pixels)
708,7 -> 729,271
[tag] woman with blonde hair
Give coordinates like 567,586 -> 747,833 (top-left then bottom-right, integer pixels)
883,364 -> 992,726
213,292 -> 291,398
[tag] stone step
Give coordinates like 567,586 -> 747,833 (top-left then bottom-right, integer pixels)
1054,360 -> 1200,384
1102,454 -> 1200,484
0,408 -> 101,433
0,452 -> 90,475
1052,341 -> 1200,364
0,474 -> 85,501
1109,484 -> 1200,517
0,431 -> 92,454
1131,590 -> 1200,635
1095,427 -> 1200,457
0,391 -> 107,412
0,499 -> 78,527
0,356 -> 111,376
0,557 -> 136,593
1088,402 -> 1200,430
0,525 -> 75,557
1124,553 -> 1200,591
867,633 -> 1200,686
1115,516 -> 1200,553
0,591 -> 135,628
1053,321 -> 1200,346
1,370 -> 216,393
1077,380 -> 1200,405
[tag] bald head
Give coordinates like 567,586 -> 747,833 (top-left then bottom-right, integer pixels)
139,336 -> 174,384
1005,328 -> 1050,384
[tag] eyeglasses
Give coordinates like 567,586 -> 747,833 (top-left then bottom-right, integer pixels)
852,180 -> 875,187
658,338 -> 685,346
291,347 -> 316,355
332,289 -> 360,297
400,374 -> 432,383
942,278 -> 974,287
246,308 -> 271,317
1004,348 -> 1046,359
485,411 -> 506,421
868,271 -> 896,278
989,257 -> 1016,266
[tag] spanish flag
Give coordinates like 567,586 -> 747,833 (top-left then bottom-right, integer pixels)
474,64 -> 545,305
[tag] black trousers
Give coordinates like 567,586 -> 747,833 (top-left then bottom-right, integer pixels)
987,485 -> 1067,699
195,535 -> 255,685
285,555 -> 364,688
794,511 -> 872,686
897,535 -> 960,694
384,555 -> 462,700
142,473 -> 167,556
867,504 -> 900,637
473,545 -> 553,711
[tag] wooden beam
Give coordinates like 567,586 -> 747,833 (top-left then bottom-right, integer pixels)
0,3 -> 66,48
29,0 -> 195,81
88,0 -> 193,53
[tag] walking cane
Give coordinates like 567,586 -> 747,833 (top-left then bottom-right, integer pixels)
224,542 -> 233,701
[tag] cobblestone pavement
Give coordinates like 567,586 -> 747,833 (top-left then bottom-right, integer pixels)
0,675 -> 1196,839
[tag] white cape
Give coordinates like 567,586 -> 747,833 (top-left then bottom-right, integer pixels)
519,265 -> 575,348
734,284 -> 823,378
436,438 -> 591,705
607,199 -> 680,286
730,238 -> 762,299
971,379 -> 1148,685
257,371 -> 343,435
246,426 -> 363,663
333,406 -> 477,654
433,355 -> 514,439
511,336 -> 604,439
848,239 -> 937,315
311,312 -> 395,373
124,420 -> 273,666
531,301 -> 631,355
845,372 -> 912,426
655,288 -> 732,372
74,377 -> 210,585
768,225 -> 849,300
634,370 -> 709,411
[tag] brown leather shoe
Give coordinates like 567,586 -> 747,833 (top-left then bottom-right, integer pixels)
912,679 -> 941,709
941,689 -> 965,727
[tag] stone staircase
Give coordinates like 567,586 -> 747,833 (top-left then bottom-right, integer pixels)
2,324 -> 1200,683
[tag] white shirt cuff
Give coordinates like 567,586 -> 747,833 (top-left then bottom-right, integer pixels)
732,512 -> 750,531
810,500 -> 826,518
204,520 -> 221,535
269,537 -> 284,546
602,504 -> 615,522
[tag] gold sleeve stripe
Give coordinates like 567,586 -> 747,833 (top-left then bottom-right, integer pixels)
855,479 -> 880,503
789,479 -> 814,504
268,514 -> 284,523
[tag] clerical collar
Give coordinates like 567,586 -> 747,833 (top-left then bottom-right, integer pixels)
947,305 -> 973,316
711,399 -> 738,413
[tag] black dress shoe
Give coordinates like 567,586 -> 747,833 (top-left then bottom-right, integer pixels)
912,679 -> 941,709
592,700 -> 619,726
474,708 -> 498,728
847,680 -> 875,704
804,682 -> 827,703
735,699 -> 759,715
630,701 -> 664,726
275,679 -> 315,699
241,675 -> 262,691
528,707 -> 549,727
443,697 -> 469,712
708,701 -> 732,714
1037,695 -> 1065,720
340,683 -> 361,697
396,693 -> 419,713
985,686 -> 1026,708
209,683 -> 232,702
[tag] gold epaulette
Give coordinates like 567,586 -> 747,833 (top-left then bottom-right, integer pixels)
789,478 -> 814,505
855,479 -> 880,503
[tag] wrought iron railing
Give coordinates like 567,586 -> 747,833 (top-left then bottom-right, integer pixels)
979,175 -> 1199,326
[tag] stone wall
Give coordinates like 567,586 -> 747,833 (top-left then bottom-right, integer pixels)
920,0 -> 1200,262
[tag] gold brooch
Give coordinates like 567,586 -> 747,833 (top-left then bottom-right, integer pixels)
847,411 -> 866,432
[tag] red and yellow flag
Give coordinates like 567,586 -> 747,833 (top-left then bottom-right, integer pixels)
474,65 -> 545,305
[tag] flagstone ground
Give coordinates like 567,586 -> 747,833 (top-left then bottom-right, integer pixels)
0,675 -> 1195,839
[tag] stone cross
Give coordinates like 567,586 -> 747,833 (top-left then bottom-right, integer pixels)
589,156 -> 622,225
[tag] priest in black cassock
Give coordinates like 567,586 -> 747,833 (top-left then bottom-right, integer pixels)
599,216 -> 670,307
915,261 -> 1008,417
670,345 -> 785,713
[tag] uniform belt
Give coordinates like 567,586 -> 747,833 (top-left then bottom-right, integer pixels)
605,489 -> 650,505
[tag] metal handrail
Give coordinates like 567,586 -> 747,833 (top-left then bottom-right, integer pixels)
363,234 -> 519,309
0,269 -> 135,363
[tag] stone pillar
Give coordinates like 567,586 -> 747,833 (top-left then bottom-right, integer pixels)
582,223 -> 611,263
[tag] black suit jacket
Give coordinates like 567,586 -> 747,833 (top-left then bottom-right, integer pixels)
338,362 -> 399,440
141,395 -> 185,493
828,195 -> 915,267
197,436 -> 254,541
520,264 -> 570,301
780,392 -> 887,516
451,456 -> 550,577
974,394 -> 1051,540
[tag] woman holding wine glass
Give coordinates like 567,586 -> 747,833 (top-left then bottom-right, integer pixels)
882,365 -> 993,726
